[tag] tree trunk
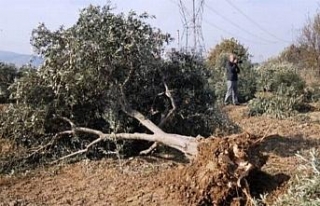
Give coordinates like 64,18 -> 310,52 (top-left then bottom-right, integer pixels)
56,106 -> 273,205
71,127 -> 198,159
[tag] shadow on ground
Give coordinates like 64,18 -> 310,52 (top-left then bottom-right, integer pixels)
259,134 -> 320,157
247,169 -> 290,199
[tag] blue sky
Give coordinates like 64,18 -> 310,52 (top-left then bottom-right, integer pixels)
0,0 -> 319,62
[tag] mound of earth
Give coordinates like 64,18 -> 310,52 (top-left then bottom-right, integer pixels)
165,132 -> 269,205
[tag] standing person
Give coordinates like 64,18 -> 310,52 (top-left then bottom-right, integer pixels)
224,53 -> 240,105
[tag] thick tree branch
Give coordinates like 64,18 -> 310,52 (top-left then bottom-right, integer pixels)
118,65 -> 165,135
76,127 -> 197,154
158,81 -> 176,127
140,81 -> 177,155
56,117 -> 198,161
121,103 -> 166,135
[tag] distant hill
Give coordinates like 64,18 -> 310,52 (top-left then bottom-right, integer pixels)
0,50 -> 43,67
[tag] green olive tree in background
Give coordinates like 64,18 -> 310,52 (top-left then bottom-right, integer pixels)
0,63 -> 18,103
207,38 -> 249,67
206,38 -> 257,104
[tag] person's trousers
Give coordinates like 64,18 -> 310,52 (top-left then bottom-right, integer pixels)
224,80 -> 239,104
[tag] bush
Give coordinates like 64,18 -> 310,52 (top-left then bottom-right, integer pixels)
304,83 -> 320,103
256,61 -> 305,94
247,88 -> 303,119
248,61 -> 307,118
274,149 -> 320,206
0,63 -> 18,103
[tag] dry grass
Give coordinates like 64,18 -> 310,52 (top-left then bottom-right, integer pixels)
299,68 -> 319,86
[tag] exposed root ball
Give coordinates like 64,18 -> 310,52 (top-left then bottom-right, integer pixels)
167,132 -> 268,205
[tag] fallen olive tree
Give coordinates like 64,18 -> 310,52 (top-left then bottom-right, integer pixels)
0,5 -> 281,205
48,111 -> 271,205
1,5 -> 238,161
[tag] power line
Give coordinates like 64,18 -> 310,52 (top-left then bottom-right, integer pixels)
204,3 -> 276,44
202,18 -> 272,45
168,0 -> 273,47
224,0 -> 291,43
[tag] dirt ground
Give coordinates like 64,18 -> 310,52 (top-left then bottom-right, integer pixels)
1,105 -> 320,206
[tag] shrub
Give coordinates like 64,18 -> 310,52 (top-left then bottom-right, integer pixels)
274,149 -> 320,206
248,61 -> 306,118
256,61 -> 305,94
247,88 -> 303,119
304,83 -> 320,103
0,63 -> 18,103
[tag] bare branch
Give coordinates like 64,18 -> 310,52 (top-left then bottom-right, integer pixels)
53,117 -> 198,162
140,81 -> 177,155
58,116 -> 76,129
121,106 -> 166,135
158,81 -> 176,127
57,136 -> 105,162
27,131 -> 73,158
140,142 -> 158,155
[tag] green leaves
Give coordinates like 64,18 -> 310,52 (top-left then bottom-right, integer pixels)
256,61 -> 305,94
5,5 -> 173,144
248,61 -> 306,119
0,4 -> 238,170
0,63 -> 18,103
274,150 -> 320,206
207,38 -> 250,68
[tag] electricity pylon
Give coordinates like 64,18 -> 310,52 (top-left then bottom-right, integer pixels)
178,0 -> 205,56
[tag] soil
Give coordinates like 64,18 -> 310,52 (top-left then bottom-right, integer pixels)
1,104 -> 320,206
165,132 -> 270,205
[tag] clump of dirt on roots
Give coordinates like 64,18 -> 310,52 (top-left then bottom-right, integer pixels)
166,132 -> 269,205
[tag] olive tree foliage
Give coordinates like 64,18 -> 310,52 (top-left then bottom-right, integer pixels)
0,63 -> 19,103
255,61 -> 305,94
248,61 -> 307,118
0,63 -> 34,103
0,5 -> 238,168
207,38 -> 249,67
207,38 -> 256,104
3,5 -> 169,140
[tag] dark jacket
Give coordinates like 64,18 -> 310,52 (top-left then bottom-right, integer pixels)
226,61 -> 240,81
